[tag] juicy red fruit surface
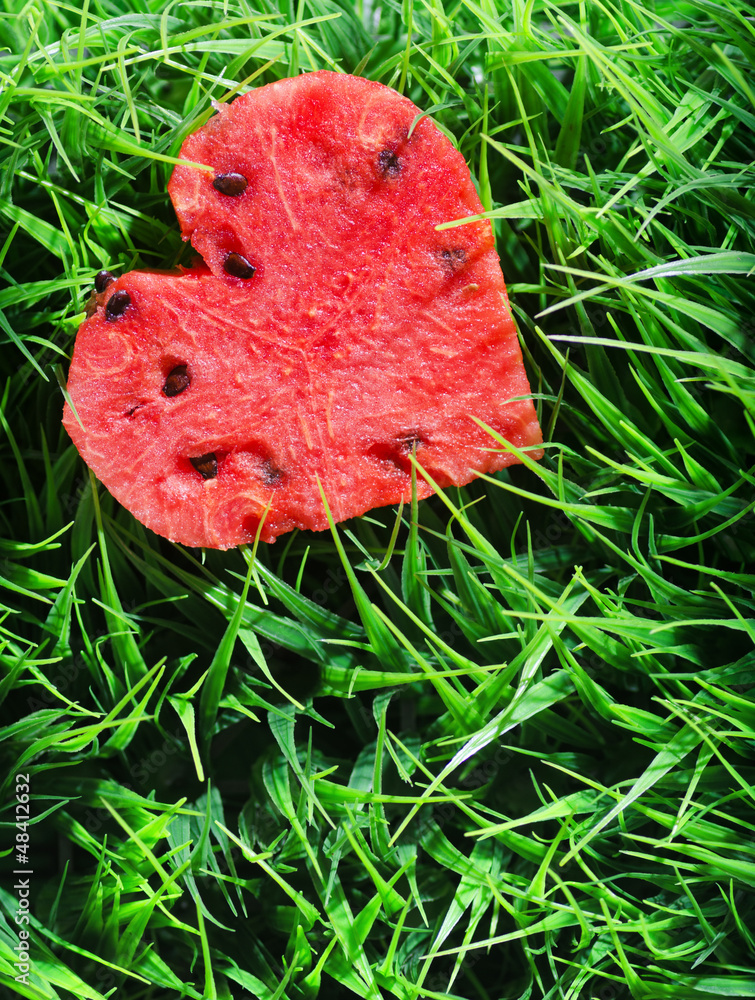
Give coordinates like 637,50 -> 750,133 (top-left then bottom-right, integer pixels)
63,72 -> 542,548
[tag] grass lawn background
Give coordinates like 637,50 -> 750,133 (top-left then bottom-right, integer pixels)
1,0 -> 755,997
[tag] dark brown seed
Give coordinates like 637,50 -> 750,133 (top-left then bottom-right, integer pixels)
261,459 -> 283,486
389,433 -> 424,471
440,248 -> 467,271
190,453 -> 218,480
397,432 -> 423,452
94,269 -> 115,293
163,365 -> 190,397
213,172 -> 248,196
105,290 -> 131,321
378,149 -> 400,177
224,252 -> 256,280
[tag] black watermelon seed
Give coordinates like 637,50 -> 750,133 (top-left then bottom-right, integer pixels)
163,365 -> 190,397
378,149 -> 400,177
261,459 -> 283,486
440,248 -> 467,270
190,453 -> 218,480
213,172 -> 248,196
94,269 -> 115,293
105,290 -> 131,321
389,433 -> 424,470
398,432 -> 423,453
224,252 -> 256,279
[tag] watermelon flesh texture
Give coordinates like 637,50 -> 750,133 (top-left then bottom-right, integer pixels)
63,72 -> 542,548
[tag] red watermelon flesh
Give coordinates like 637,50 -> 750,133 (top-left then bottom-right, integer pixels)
63,71 -> 542,548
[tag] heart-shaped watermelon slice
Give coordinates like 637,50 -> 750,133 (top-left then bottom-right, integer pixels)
63,72 -> 542,548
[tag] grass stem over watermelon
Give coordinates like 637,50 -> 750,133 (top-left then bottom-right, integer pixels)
63,71 -> 542,548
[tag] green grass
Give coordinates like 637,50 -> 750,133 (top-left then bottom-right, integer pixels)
2,0 -> 755,997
